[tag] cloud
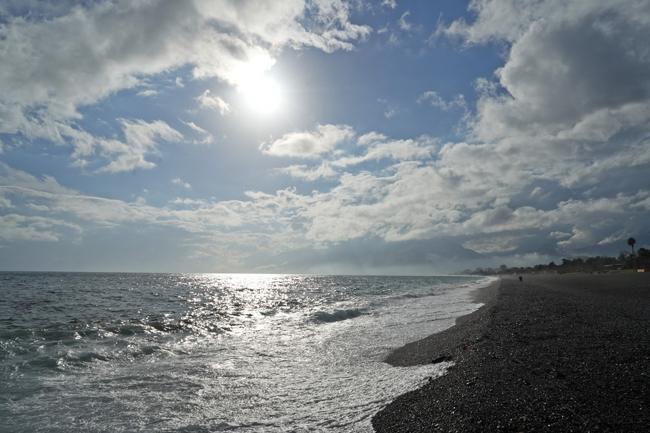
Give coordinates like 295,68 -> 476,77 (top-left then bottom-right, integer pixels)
377,98 -> 400,119
136,89 -> 159,98
0,162 -> 77,195
332,135 -> 437,167
462,234 -> 525,254
438,0 -> 650,143
0,214 -> 82,242
0,0 -> 369,118
398,11 -> 413,31
381,0 -> 397,9
196,90 -> 230,115
0,0 -> 369,169
0,117 -> 181,172
2,138 -> 650,270
418,91 -> 467,111
273,130 -> 436,180
254,94 -> 649,255
279,162 -> 338,181
264,124 -> 437,169
357,132 -> 388,146
0,195 -> 13,209
3,0 -> 650,271
384,108 -> 398,119
260,124 -> 355,158
0,162 -> 306,254
97,119 -> 183,173
181,120 -> 214,145
171,177 -> 192,189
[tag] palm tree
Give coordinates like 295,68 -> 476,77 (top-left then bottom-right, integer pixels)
628,237 -> 636,256
628,237 -> 637,270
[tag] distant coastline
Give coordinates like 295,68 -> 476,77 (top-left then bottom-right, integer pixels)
462,248 -> 650,276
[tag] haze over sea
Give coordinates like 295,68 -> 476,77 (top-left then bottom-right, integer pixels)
0,273 -> 492,432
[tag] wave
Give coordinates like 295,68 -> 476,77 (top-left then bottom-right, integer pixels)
313,308 -> 365,323
21,343 -> 182,372
386,276 -> 497,302
389,291 -> 437,300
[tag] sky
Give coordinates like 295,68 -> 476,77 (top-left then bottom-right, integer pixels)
1,0 -> 649,274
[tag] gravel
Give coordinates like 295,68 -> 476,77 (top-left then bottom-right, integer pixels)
372,273 -> 650,433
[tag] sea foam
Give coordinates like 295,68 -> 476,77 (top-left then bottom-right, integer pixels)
0,272 -> 493,432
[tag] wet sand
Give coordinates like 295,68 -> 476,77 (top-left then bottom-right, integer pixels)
372,273 -> 650,432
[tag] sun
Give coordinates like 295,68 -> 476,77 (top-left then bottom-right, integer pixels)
239,75 -> 285,116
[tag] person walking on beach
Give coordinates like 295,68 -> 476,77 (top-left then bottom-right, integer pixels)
518,275 -> 523,282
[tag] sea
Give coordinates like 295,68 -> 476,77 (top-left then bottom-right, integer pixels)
0,273 -> 494,433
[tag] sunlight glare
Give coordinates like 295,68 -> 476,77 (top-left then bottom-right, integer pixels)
239,75 -> 285,116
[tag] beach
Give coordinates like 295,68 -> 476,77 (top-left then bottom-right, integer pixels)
372,273 -> 650,432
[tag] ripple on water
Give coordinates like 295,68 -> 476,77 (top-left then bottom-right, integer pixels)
0,273 -> 493,432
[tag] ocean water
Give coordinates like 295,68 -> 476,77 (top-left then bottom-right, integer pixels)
0,273 -> 493,433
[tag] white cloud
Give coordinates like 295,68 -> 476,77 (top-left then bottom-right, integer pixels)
0,214 -> 81,242
195,0 -> 370,54
0,195 -> 13,208
136,89 -> 158,98
384,108 -> 398,119
253,107 -> 649,252
378,98 -> 400,119
418,91 -> 467,111
0,0 -> 369,119
398,11 -> 413,31
261,124 -> 355,158
381,0 -> 397,9
0,161 -> 77,195
97,119 -> 183,173
0,0 -> 369,169
463,235 -> 524,254
171,177 -> 192,189
357,132 -> 388,146
0,97 -> 182,175
169,197 -> 209,207
2,148 -> 649,269
271,127 -> 435,179
414,0 -> 650,224
438,0 -> 650,144
181,120 -> 214,145
0,163 -> 308,257
332,136 -> 437,167
181,121 -> 209,135
439,0 -> 650,45
279,162 -> 339,181
196,90 -> 230,115
3,0 -> 650,269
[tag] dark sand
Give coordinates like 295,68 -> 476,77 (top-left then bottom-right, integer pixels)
372,273 -> 650,432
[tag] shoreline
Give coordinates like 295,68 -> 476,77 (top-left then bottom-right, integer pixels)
381,277 -> 501,368
372,273 -> 650,432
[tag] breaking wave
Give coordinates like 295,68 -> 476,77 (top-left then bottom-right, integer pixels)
313,308 -> 366,323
